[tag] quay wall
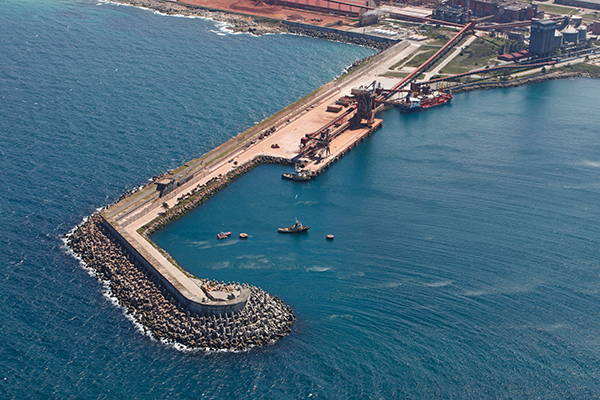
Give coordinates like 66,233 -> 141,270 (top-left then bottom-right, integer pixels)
139,155 -> 293,236
101,217 -> 250,316
309,120 -> 383,175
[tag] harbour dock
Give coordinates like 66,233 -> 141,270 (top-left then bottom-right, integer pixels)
71,16 -> 496,349
97,39 -> 417,317
98,18 -> 479,316
69,12 -> 583,348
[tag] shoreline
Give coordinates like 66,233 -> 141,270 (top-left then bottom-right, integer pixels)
449,69 -> 600,94
103,0 -> 394,50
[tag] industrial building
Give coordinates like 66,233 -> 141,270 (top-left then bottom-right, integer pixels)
359,9 -> 386,26
529,19 -> 589,59
561,25 -> 580,43
432,4 -> 472,24
444,0 -> 538,22
578,25 -> 588,41
554,30 -> 563,48
267,0 -> 368,17
529,19 -> 557,58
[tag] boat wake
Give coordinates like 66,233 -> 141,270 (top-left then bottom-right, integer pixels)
306,266 -> 331,272
583,160 -> 600,168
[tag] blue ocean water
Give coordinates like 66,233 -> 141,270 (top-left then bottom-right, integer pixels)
2,0 -> 600,398
153,81 -> 600,398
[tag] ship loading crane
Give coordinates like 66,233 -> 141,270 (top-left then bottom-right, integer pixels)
297,82 -> 381,161
295,19 -> 480,163
297,80 -> 439,160
297,105 -> 354,161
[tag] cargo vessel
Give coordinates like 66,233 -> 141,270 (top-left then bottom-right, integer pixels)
394,92 -> 453,113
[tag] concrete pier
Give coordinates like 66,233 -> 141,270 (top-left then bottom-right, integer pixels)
303,119 -> 383,173
97,40 -> 414,316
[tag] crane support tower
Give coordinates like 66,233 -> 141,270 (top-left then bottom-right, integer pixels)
350,81 -> 381,125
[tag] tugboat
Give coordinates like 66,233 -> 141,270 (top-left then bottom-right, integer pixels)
217,231 -> 231,239
277,219 -> 309,233
282,168 -> 316,181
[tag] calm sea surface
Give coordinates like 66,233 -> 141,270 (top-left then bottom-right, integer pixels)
2,0 -> 600,398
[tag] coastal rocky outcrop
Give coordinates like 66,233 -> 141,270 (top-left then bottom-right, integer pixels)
114,0 -> 282,35
68,214 -> 295,351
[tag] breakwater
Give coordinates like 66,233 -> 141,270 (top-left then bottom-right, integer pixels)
68,215 -> 295,351
282,21 -> 398,51
67,155 -> 296,351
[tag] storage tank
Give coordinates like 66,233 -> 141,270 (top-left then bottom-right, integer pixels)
561,25 -> 579,43
554,30 -> 563,48
578,25 -> 587,41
